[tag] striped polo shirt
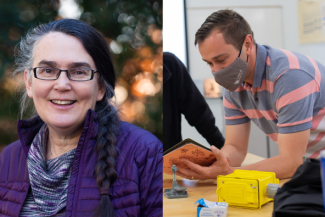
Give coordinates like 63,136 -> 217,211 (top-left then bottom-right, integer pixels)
224,43 -> 325,159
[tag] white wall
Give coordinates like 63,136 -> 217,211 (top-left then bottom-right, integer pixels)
163,0 -> 187,67
180,0 -> 325,157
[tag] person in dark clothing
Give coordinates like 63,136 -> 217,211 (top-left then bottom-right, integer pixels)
163,52 -> 225,151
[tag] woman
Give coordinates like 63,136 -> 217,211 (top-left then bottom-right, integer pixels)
0,19 -> 162,217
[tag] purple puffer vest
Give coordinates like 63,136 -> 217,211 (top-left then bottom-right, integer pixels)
0,110 -> 163,217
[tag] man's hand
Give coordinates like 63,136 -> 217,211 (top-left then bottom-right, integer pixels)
175,122 -> 250,180
176,146 -> 234,179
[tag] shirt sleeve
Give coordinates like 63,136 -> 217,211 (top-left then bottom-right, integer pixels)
223,89 -> 250,125
274,69 -> 319,133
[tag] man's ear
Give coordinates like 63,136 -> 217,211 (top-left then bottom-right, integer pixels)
24,70 -> 33,98
244,34 -> 254,55
97,81 -> 106,101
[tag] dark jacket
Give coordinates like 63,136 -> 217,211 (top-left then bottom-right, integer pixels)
163,52 -> 225,151
0,110 -> 162,217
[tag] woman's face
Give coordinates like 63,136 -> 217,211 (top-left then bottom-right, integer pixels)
24,32 -> 105,136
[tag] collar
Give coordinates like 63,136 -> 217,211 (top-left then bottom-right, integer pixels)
17,109 -> 98,157
252,43 -> 267,88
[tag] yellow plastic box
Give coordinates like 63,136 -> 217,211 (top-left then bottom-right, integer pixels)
216,170 -> 279,209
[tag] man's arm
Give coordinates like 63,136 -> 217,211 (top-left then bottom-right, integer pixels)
221,122 -> 251,167
239,129 -> 309,179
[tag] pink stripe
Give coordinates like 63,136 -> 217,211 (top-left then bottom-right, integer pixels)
307,132 -> 325,148
267,133 -> 278,142
242,109 -> 277,120
307,56 -> 321,85
276,79 -> 319,111
223,98 -> 237,109
224,115 -> 247,120
280,49 -> 300,69
257,79 -> 274,93
266,56 -> 271,66
277,117 -> 312,127
311,108 -> 325,130
309,146 -> 325,159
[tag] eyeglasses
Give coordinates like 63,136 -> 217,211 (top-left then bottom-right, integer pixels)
33,67 -> 99,81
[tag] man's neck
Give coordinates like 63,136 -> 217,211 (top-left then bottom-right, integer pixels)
244,44 -> 257,86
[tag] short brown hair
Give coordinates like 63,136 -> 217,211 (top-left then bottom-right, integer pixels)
194,9 -> 255,50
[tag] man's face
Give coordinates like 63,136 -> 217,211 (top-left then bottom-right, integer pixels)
198,29 -> 240,72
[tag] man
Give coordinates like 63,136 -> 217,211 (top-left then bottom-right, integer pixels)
176,9 -> 325,180
163,52 -> 224,151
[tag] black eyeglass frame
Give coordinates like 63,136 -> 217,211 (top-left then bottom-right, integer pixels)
32,67 -> 99,81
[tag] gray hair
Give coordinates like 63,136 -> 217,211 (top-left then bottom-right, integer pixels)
13,26 -> 45,119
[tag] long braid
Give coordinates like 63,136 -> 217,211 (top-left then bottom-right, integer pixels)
94,83 -> 120,217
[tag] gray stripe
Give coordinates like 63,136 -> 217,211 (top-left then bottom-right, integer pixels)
251,117 -> 278,135
274,69 -> 314,99
294,51 -> 317,78
278,93 -> 317,125
225,117 -> 250,125
227,90 -> 275,111
224,107 -> 246,117
265,45 -> 291,80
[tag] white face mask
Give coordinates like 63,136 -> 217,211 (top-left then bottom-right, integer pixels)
211,45 -> 248,92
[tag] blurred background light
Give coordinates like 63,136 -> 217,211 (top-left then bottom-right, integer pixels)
114,84 -> 128,105
110,40 -> 123,54
58,0 -> 82,19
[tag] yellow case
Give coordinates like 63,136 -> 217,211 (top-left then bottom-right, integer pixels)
216,170 -> 279,209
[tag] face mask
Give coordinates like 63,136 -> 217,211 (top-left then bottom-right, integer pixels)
211,45 -> 248,92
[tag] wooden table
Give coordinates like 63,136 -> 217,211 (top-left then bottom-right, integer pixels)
163,153 -> 289,217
